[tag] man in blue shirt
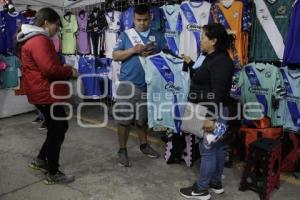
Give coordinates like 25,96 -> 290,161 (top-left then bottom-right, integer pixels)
112,5 -> 166,167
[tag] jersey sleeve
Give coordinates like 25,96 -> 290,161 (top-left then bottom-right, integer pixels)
72,15 -> 78,33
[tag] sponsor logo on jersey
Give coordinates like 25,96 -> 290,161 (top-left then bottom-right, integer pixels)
200,12 -> 207,19
165,82 -> 182,94
248,86 -> 269,95
186,24 -> 202,31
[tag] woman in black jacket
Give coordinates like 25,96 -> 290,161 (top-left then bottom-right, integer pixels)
180,23 -> 235,200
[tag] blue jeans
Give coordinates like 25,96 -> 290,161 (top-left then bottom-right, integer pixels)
196,107 -> 228,190
197,140 -> 225,190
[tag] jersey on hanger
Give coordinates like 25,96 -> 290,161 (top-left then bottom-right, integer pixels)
78,56 -> 100,98
0,11 -> 6,53
249,0 -> 294,62
104,10 -> 121,59
212,0 -> 248,66
3,11 -> 25,52
120,7 -> 134,31
161,4 -> 180,55
279,67 -> 300,132
61,14 -> 78,54
145,52 -> 190,133
176,0 -> 211,61
150,7 -> 163,31
283,0 -> 300,65
236,62 -> 282,125
77,12 -> 90,54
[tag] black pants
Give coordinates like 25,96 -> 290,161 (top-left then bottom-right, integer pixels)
35,104 -> 69,175
90,32 -> 100,57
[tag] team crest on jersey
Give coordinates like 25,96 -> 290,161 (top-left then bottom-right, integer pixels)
267,0 -> 276,4
277,6 -> 287,15
200,12 -> 207,19
149,36 -> 156,42
233,11 -> 239,19
265,71 -> 272,78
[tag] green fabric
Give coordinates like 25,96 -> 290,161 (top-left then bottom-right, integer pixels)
237,63 -> 283,125
0,56 -> 21,89
249,0 -> 294,62
61,15 -> 78,54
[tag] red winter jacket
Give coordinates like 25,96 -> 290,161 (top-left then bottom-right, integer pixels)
20,34 -> 72,104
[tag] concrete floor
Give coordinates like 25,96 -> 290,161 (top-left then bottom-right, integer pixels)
0,106 -> 300,200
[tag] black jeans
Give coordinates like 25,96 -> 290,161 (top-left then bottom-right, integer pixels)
35,104 -> 69,175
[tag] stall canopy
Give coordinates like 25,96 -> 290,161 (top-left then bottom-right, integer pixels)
14,0 -> 105,9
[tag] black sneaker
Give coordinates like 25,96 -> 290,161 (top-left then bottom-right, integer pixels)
140,144 -> 160,158
32,117 -> 43,124
209,182 -> 224,194
118,149 -> 131,167
29,158 -> 48,173
44,171 -> 75,185
38,122 -> 47,131
180,183 -> 211,200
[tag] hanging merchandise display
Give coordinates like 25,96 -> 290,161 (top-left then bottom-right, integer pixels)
177,0 -> 211,61
249,0 -> 294,62
77,10 -> 90,55
61,12 -> 78,54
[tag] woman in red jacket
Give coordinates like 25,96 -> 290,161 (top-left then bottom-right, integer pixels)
16,7 -> 78,185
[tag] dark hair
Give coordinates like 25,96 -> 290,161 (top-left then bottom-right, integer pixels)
202,23 -> 235,52
34,7 -> 60,27
134,4 -> 150,15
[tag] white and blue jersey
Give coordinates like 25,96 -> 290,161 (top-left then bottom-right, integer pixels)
78,56 -> 100,98
176,0 -> 212,61
145,52 -> 190,133
161,4 -> 180,55
120,7 -> 134,31
279,67 -> 300,133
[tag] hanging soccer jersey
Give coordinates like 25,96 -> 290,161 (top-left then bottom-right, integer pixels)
236,62 -> 282,125
249,0 -> 294,62
279,67 -> 300,132
120,6 -> 134,31
283,0 -> 300,66
88,10 -> 107,57
161,4 -> 180,55
21,9 -> 36,25
104,10 -> 121,59
177,0 -> 211,61
61,14 -> 78,54
145,52 -> 190,133
3,11 -> 25,52
0,55 -> 20,88
0,11 -> 5,53
77,11 -> 90,54
78,56 -> 100,98
211,0 -> 247,67
150,7 -> 163,31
